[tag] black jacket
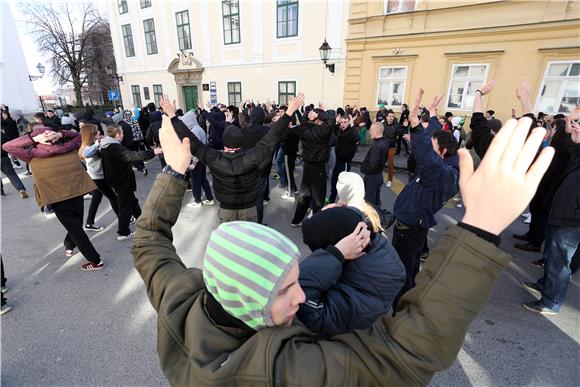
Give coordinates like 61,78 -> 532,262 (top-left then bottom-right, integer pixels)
471,112 -> 536,158
242,107 -> 271,176
335,125 -> 359,162
172,114 -> 292,210
203,110 -> 226,150
548,152 -> 580,227
99,138 -> 154,191
289,118 -> 333,165
383,121 -> 401,148
145,115 -> 162,148
1,117 -> 19,158
360,138 -> 389,175
44,115 -> 61,131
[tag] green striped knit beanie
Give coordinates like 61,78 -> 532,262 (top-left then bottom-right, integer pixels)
202,221 -> 301,330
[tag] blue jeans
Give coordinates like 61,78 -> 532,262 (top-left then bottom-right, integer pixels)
275,148 -> 287,187
537,225 -> 580,311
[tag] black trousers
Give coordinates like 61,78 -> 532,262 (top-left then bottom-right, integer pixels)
284,153 -> 298,194
51,196 -> 100,263
292,163 -> 326,224
256,176 -> 270,224
364,173 -> 384,207
1,256 -> 6,306
86,179 -> 119,225
115,186 -> 141,236
527,193 -> 549,247
392,222 -> 429,308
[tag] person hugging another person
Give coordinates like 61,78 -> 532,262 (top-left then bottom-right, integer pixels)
298,171 -> 405,336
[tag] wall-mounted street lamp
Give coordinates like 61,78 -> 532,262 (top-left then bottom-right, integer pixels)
29,62 -> 45,81
319,39 -> 335,73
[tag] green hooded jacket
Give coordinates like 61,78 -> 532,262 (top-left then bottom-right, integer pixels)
132,174 -> 511,386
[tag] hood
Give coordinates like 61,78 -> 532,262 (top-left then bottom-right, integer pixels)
61,116 -> 75,126
180,111 -> 203,132
444,154 -> 460,169
99,136 -> 120,148
149,111 -> 162,123
112,113 -> 123,125
250,106 -> 266,124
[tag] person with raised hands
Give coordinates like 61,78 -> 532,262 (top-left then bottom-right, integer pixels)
521,108 -> 580,314
392,89 -> 460,304
132,107 -> 553,385
160,93 -> 305,223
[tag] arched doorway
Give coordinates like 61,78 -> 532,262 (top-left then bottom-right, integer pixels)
167,57 -> 204,112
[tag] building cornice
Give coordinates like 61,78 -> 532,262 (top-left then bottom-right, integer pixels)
444,50 -> 505,57
345,19 -> 580,43
538,46 -> 580,53
371,54 -> 418,59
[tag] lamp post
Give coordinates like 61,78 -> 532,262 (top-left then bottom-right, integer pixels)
29,62 -> 46,112
319,40 -> 335,73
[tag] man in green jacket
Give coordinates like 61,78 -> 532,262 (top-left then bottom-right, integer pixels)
132,108 -> 554,386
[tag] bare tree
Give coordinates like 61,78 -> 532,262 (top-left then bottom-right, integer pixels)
21,2 -> 105,106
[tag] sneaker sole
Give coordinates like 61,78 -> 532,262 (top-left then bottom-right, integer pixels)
520,282 -> 541,298
84,228 -> 104,232
81,265 -> 104,271
521,303 -> 557,315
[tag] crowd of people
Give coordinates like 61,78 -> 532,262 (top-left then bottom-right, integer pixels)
1,82 -> 579,384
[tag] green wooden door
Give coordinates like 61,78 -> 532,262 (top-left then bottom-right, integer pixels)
183,86 -> 198,112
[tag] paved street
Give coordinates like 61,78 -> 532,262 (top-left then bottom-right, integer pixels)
1,151 -> 579,386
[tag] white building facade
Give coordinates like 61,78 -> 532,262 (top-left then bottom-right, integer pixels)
107,0 -> 349,111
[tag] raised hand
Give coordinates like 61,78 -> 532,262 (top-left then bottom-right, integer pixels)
410,88 -> 425,127
478,80 -> 496,96
287,93 -> 305,116
515,81 -> 532,114
458,117 -> 554,235
159,95 -> 177,119
158,115 -> 192,174
428,94 -> 444,116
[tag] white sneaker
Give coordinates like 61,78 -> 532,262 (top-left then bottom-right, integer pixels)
187,201 -> 202,208
386,181 -> 392,188
281,192 -> 295,201
524,214 -> 532,224
117,231 -> 135,241
202,199 -> 215,206
521,212 -> 530,218
83,194 -> 92,200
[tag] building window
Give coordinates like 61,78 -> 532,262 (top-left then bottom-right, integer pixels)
446,64 -> 489,110
175,10 -> 192,50
277,0 -> 298,38
143,87 -> 150,100
278,81 -> 296,106
227,82 -> 242,106
535,61 -> 580,114
376,66 -> 407,107
121,24 -> 135,57
153,84 -> 163,106
143,18 -> 158,55
222,1 -> 241,45
132,85 -> 142,107
384,0 -> 417,14
140,0 -> 151,8
118,0 -> 128,14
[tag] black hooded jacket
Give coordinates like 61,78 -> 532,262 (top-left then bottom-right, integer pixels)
171,114 -> 292,210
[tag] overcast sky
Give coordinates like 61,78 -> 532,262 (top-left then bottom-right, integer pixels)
11,0 -> 108,96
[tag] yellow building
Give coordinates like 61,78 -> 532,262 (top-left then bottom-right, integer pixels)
344,0 -> 579,123
107,0 -> 350,111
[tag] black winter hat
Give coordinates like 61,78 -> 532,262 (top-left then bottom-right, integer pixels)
223,125 -> 244,148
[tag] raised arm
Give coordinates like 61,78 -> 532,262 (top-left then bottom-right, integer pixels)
471,80 -> 497,158
132,115 -> 199,312
409,88 -> 424,128
275,117 -> 555,386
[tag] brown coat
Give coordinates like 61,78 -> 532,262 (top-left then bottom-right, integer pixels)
30,151 -> 96,207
